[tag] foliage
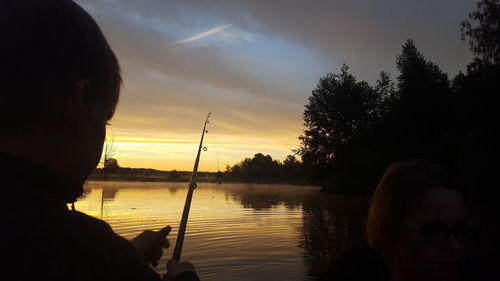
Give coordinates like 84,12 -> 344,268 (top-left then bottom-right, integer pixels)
89,167 -> 220,182
297,8 -> 500,194
224,153 -> 308,184
461,0 -> 500,67
298,65 -> 383,185
104,158 -> 119,169
298,63 -> 400,190
387,39 -> 452,159
373,71 -> 397,119
89,153 -> 308,184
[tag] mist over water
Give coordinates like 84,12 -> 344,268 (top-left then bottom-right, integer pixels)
76,182 -> 368,280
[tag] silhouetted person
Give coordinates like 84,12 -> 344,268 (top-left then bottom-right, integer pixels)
322,160 -> 478,281
0,1 -> 199,280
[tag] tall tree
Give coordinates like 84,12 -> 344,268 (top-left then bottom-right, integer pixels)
461,0 -> 500,67
389,39 -> 452,160
454,0 -> 500,156
396,40 -> 450,97
373,71 -> 397,121
456,0 -> 500,131
298,64 -> 381,187
100,135 -> 117,180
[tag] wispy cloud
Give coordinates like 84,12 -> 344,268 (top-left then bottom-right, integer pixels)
175,25 -> 230,44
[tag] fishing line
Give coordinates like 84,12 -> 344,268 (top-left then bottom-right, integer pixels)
209,122 -> 221,172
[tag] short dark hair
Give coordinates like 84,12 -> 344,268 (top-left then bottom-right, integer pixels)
0,0 -> 121,132
366,159 -> 456,262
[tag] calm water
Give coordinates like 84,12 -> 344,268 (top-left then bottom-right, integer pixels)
76,181 -> 369,281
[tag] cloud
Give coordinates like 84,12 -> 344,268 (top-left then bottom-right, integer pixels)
79,0 -> 476,83
166,0 -> 476,83
175,25 -> 230,44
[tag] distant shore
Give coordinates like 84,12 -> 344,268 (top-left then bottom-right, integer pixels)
88,167 -> 312,186
89,167 -> 217,182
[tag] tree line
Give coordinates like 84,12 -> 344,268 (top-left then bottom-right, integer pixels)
297,0 -> 500,194
90,158 -> 219,182
223,153 -> 308,184
226,0 -> 500,194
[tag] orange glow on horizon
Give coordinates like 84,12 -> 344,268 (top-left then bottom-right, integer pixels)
101,133 -> 301,172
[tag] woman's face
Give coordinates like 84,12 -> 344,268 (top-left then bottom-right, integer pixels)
394,187 -> 468,281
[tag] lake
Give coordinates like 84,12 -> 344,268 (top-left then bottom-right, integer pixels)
76,181 -> 369,281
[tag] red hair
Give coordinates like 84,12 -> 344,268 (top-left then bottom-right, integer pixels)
366,160 -> 453,262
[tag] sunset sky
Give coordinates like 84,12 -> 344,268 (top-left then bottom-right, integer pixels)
76,0 -> 476,172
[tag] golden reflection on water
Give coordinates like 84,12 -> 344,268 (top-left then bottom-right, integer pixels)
75,181 -> 368,281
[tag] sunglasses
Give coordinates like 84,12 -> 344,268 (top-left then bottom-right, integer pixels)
404,220 -> 480,243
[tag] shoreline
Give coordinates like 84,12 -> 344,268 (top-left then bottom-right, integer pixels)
87,176 -> 315,187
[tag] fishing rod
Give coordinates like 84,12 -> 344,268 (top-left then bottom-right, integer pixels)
172,112 -> 211,262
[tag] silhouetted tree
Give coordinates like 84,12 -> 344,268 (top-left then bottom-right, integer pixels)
452,1 -> 500,196
298,65 -> 383,188
455,4 -> 500,275
226,153 -> 283,182
105,158 -> 119,169
282,154 -> 305,182
167,170 -> 181,182
455,0 -> 500,134
100,135 -> 117,179
388,39 -> 452,160
461,0 -> 500,68
297,40 -> 456,193
373,71 -> 397,119
283,155 -> 299,167
224,153 -> 308,184
300,65 -> 376,159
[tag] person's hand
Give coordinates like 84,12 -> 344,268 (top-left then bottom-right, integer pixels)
131,225 -> 171,267
163,259 -> 198,281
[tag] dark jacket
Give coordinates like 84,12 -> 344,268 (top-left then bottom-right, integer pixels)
0,153 -> 199,281
319,248 -> 389,281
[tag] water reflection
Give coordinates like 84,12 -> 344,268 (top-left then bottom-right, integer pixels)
102,187 -> 119,200
224,184 -> 303,210
300,194 -> 369,279
76,182 -> 368,280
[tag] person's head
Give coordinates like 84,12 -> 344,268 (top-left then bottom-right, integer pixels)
0,0 -> 121,185
366,160 -> 475,281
